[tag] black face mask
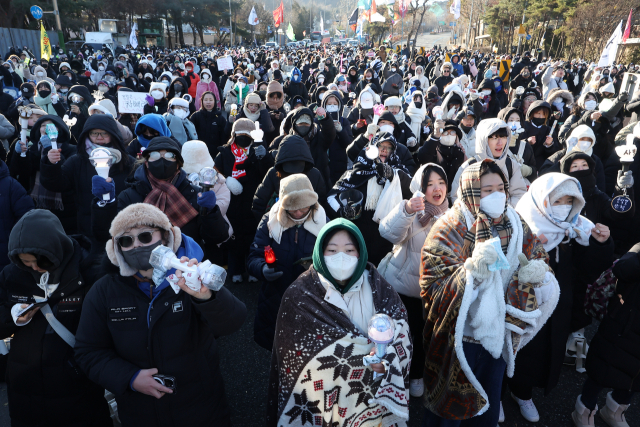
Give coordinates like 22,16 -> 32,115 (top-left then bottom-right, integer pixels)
295,124 -> 311,137
235,135 -> 253,148
414,101 -> 423,109
147,158 -> 178,180
174,84 -> 183,92
38,89 -> 51,98
460,124 -> 473,133
120,240 -> 162,271
531,117 -> 546,126
568,168 -> 596,194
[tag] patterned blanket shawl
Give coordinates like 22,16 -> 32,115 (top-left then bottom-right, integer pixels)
267,264 -> 412,427
419,203 -> 557,420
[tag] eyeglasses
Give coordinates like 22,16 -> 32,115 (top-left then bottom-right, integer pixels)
117,230 -> 156,248
172,106 -> 188,112
89,131 -> 109,139
443,69 -> 451,73
147,151 -> 177,162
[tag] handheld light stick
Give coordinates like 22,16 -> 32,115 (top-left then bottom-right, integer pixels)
367,314 -> 395,379
149,245 -> 227,291
18,106 -> 32,157
45,123 -> 58,151
88,148 -> 113,201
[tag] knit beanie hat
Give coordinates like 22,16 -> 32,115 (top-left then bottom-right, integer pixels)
150,81 -> 167,94
168,97 -> 189,109
244,92 -> 262,106
232,118 -> 256,136
384,96 -> 403,108
105,203 -> 182,276
88,99 -> 117,117
279,173 -> 318,211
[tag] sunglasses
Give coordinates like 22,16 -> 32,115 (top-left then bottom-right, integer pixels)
269,93 -> 282,98
117,230 -> 156,248
147,151 -> 177,162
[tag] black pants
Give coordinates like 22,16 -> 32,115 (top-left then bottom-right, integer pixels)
581,377 -> 635,410
399,293 -> 426,380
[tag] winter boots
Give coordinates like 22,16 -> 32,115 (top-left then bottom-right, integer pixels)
572,395 -> 597,427
599,391 -> 630,427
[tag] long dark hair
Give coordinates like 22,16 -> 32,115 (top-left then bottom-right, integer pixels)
199,91 -> 217,112
421,165 -> 448,194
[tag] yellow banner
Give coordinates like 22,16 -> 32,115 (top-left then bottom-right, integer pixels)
41,23 -> 51,61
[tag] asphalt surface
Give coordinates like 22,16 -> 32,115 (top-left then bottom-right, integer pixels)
0,277 -> 638,426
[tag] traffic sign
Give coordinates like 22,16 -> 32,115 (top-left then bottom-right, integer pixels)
30,5 -> 43,20
526,34 -> 532,40
449,22 -> 456,27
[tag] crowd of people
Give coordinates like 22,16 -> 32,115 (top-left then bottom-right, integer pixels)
0,38 -> 638,427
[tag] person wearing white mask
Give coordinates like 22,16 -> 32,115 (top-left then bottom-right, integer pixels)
498,106 -> 538,183
347,85 -> 378,138
195,68 -> 221,110
451,118 -> 528,206
418,120 -> 466,194
144,81 -> 170,115
511,173 -> 613,424
267,218 -> 412,426
163,97 -> 197,145
383,96 -> 417,149
420,159 -> 559,426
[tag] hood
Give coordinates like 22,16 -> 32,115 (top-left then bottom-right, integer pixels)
547,89 -> 574,106
357,84 -> 379,107
440,61 -> 452,73
577,91 -> 599,109
135,113 -> 172,138
313,85 -> 329,104
286,107 -> 315,132
8,210 -> 74,274
525,100 -> 552,121
30,115 -> 71,145
312,218 -> 368,294
567,124 -> 596,155
185,61 -> 195,70
274,135 -> 315,172
559,151 -> 595,174
77,114 -> 127,164
169,76 -> 188,97
477,78 -> 497,95
475,118 -> 512,161
441,90 -> 465,115
68,84 -> 94,104
321,90 -> 344,110
497,106 -> 525,124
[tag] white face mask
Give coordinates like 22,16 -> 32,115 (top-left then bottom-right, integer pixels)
173,109 -> 188,119
379,124 -> 394,134
237,82 -> 245,89
98,66 -> 105,71
479,191 -> 506,219
36,71 -> 44,77
326,104 -> 339,113
482,90 -> 492,96
440,135 -> 456,146
550,204 -> 572,221
318,77 -> 325,84
584,100 -> 597,111
577,139 -> 592,152
391,68 -> 396,72
151,90 -> 164,100
305,61 -> 309,65
98,86 -> 108,93
319,93 -> 325,100
361,98 -> 374,109
324,252 -> 358,281
202,75 -> 211,83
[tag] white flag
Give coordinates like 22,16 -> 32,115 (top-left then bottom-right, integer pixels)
450,0 -> 461,20
129,23 -> 138,49
248,6 -> 259,26
320,15 -> 324,33
598,21 -> 623,67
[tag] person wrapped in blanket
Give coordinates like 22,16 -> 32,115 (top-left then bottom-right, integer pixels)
419,159 -> 560,426
267,218 -> 411,427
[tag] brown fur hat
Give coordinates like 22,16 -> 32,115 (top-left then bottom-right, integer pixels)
278,173 -> 318,212
105,203 -> 182,276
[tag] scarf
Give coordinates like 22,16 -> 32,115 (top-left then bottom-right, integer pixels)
85,139 -> 123,164
230,141 -> 248,179
144,169 -> 198,228
419,197 -> 449,227
394,110 -> 406,124
34,95 -> 57,115
459,159 -> 513,256
31,140 -> 63,210
243,106 -> 260,121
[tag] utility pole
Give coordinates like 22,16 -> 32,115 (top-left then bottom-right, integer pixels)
229,0 -> 233,46
465,0 -> 475,48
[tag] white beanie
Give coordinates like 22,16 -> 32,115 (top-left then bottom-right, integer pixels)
169,97 -> 189,109
89,99 -> 117,118
181,140 -> 214,174
599,81 -> 615,94
144,73 -> 153,81
384,96 -> 403,107
150,82 -> 166,94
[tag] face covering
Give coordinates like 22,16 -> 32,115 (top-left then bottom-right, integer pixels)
553,99 -> 565,109
147,158 -> 179,180
36,71 -> 44,77
38,89 -> 51,98
391,67 -> 397,72
569,168 -> 596,193
151,90 -> 164,100
173,109 -> 188,119
550,204 -> 572,221
326,104 -> 339,113
440,135 -> 456,146
318,77 -> 325,84
98,86 -> 109,93
318,93 -> 325,100
361,98 -> 374,109
481,89 -> 492,96
235,135 -> 252,148
479,191 -> 506,219
202,75 -> 211,83
162,81 -> 170,88
120,240 -> 162,271
531,117 -> 546,126
365,76 -> 371,81
174,84 -> 183,93
460,124 -> 473,133
584,100 -> 597,111
295,124 -> 312,137
98,66 -> 105,71
324,252 -> 358,281
379,124 -> 394,134
414,101 -> 423,109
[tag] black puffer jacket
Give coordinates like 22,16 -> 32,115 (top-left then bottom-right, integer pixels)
252,135 -> 327,219
520,100 -> 562,169
322,91 -> 354,185
586,243 -> 640,392
0,210 -> 111,427
39,114 -> 135,241
74,251 -> 247,427
190,107 -> 227,158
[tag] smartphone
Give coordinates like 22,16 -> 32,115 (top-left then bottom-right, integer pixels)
16,302 -> 44,318
153,374 -> 177,394
329,111 -> 339,121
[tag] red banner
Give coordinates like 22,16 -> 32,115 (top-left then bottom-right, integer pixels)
623,9 -> 633,43
273,1 -> 284,28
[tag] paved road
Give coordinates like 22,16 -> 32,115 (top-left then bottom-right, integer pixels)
1,277 -> 638,426
414,31 -> 452,49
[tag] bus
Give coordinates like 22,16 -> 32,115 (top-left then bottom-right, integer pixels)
311,31 -> 330,44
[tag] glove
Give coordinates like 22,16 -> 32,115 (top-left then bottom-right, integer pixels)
262,265 -> 284,281
521,164 -> 533,178
225,176 -> 243,195
617,170 -> 634,188
91,175 -> 115,201
51,93 -> 58,104
145,94 -> 155,106
366,124 -> 379,137
253,144 -> 266,159
14,140 -> 26,153
334,121 -> 343,132
407,136 -> 417,147
533,272 -> 556,305
464,242 -> 498,280
517,254 -> 548,284
446,108 -> 457,119
197,191 -> 217,209
375,162 -> 394,180
619,91 -> 630,102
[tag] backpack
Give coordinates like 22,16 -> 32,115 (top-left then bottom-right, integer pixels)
584,260 -> 618,321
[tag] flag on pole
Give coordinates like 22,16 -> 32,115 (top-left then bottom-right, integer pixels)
623,9 -> 633,43
248,6 -> 259,25
40,23 -> 51,61
129,23 -> 138,49
450,0 -> 461,20
356,19 -> 363,37
273,1 -> 284,28
598,20 -> 623,67
369,0 -> 377,22
286,22 -> 296,41
320,14 -> 324,33
349,8 -> 359,31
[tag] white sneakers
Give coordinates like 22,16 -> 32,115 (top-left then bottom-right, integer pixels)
511,393 -> 540,422
600,391 -> 630,427
499,400 -> 504,423
409,379 -> 424,397
248,275 -> 258,283
572,395 -> 597,427
232,275 -> 243,283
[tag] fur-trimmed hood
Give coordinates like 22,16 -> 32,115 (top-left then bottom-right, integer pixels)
547,89 -> 574,106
